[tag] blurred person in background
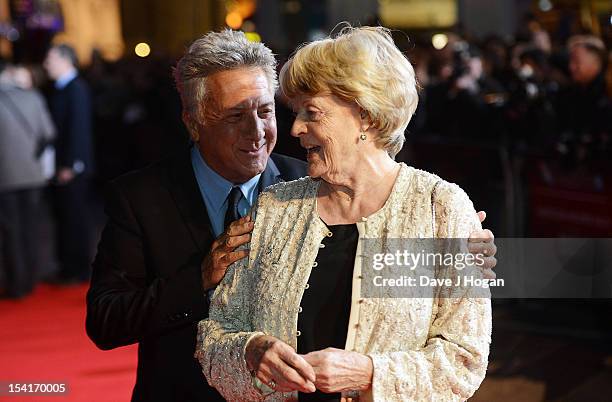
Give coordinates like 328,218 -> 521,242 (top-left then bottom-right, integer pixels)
43,43 -> 95,283
504,47 -> 557,150
424,42 -> 505,139
555,35 -> 610,163
0,60 -> 56,298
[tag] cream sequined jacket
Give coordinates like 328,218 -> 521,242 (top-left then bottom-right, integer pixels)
196,164 -> 492,402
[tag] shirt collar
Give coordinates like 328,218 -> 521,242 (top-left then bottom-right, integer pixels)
55,69 -> 78,90
190,146 -> 261,213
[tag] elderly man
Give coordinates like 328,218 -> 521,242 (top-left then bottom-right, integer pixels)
86,30 -> 497,402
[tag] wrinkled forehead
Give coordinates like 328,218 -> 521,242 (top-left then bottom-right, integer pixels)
288,91 -> 345,111
207,67 -> 274,110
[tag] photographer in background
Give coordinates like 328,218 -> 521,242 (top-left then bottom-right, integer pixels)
555,35 -> 611,165
424,41 -> 505,139
0,60 -> 56,298
504,47 -> 557,151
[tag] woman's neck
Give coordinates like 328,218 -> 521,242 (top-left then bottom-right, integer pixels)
317,153 -> 400,225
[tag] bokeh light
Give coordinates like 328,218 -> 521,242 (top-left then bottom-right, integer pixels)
134,42 -> 151,57
432,33 -> 448,50
244,32 -> 261,42
225,12 -> 243,29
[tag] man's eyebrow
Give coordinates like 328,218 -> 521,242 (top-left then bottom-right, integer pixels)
226,100 -> 274,111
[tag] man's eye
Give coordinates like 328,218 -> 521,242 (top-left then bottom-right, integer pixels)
258,109 -> 274,117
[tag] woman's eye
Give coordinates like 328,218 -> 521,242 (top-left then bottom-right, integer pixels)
306,110 -> 320,120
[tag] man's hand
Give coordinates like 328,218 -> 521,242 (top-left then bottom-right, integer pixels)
302,348 -> 372,394
201,215 -> 254,290
469,211 -> 498,279
245,334 -> 316,393
56,167 -> 75,185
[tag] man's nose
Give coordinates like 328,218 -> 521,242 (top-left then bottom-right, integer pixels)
244,114 -> 265,141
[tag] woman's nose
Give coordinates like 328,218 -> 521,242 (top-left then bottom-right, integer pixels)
290,118 -> 307,138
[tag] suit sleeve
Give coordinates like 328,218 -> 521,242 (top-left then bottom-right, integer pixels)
59,81 -> 92,169
86,181 -> 209,350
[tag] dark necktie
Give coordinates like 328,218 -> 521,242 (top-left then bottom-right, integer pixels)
224,186 -> 243,230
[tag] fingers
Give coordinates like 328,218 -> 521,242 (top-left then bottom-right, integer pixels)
466,231 -> 498,277
253,340 -> 316,393
269,361 -> 315,393
468,238 -> 497,257
468,228 -> 494,243
220,249 -> 249,266
481,265 -> 497,279
477,210 -> 487,223
226,215 -> 254,237
281,350 -> 316,383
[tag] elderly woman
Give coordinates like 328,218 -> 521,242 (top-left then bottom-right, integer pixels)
196,26 -> 491,401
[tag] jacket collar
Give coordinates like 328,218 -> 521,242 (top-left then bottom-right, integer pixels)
165,147 -> 283,252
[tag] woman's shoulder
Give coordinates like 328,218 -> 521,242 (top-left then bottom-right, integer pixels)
259,176 -> 318,204
402,164 -> 474,211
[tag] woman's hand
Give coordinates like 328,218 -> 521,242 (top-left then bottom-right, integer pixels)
245,335 -> 316,393
302,348 -> 373,393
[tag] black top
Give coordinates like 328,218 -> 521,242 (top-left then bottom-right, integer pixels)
298,223 -> 358,402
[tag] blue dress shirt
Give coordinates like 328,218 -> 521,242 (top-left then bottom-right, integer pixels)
54,69 -> 78,90
190,146 -> 260,237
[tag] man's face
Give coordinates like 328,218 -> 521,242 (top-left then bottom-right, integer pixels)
569,46 -> 602,85
195,67 -> 277,184
43,48 -> 68,81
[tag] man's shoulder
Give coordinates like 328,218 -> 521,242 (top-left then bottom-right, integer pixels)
64,75 -> 90,95
270,153 -> 307,181
109,151 -> 186,198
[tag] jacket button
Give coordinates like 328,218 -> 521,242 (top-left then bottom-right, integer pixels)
296,330 -> 302,337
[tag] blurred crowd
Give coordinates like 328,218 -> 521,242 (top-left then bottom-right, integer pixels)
0,14 -> 611,299
406,18 -> 611,165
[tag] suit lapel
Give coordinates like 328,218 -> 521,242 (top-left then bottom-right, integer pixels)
165,149 -> 282,252
165,148 -> 215,252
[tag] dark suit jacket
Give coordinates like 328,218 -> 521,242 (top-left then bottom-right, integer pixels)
49,76 -> 93,174
86,148 -> 306,402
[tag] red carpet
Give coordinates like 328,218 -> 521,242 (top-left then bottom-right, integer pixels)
0,284 -> 137,401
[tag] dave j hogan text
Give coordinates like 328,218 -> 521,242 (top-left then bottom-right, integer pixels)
372,275 -> 504,289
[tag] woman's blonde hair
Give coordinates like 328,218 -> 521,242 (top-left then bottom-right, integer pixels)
280,25 -> 418,158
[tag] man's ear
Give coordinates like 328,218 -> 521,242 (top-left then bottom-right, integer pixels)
182,111 -> 200,142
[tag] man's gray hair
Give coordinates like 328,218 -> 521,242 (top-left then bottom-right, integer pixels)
174,29 -> 277,132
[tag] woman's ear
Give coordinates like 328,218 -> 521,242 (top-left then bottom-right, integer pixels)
359,109 -> 374,132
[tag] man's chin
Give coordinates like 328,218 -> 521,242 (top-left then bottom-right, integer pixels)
234,159 -> 267,182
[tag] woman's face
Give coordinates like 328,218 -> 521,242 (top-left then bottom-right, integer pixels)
289,93 -> 364,182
